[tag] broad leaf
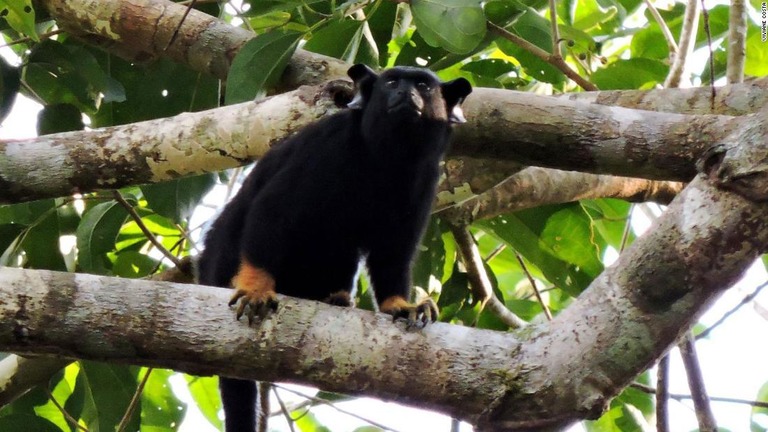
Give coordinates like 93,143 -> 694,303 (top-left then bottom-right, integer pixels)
225,30 -> 303,104
0,0 -> 36,40
76,200 -> 129,274
591,58 -> 667,90
411,0 -> 486,54
141,173 -> 216,223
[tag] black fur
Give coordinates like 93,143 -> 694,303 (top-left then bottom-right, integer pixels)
197,64 -> 471,432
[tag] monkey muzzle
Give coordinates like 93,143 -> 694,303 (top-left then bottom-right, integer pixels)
387,90 -> 425,118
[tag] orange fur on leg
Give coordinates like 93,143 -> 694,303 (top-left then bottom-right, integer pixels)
229,259 -> 278,323
379,295 -> 439,328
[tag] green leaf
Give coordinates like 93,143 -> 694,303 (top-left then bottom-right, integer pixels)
0,0 -> 37,40
411,0 -> 486,54
366,0 -> 398,66
700,45 -> 727,84
185,375 -> 222,430
495,9 -> 566,85
140,369 -> 187,431
477,204 -> 604,296
21,199 -> 66,271
752,381 -> 768,431
581,199 -> 633,250
304,19 -> 373,64
0,223 -> 23,261
630,25 -> 669,60
395,31 -> 451,67
241,0 -> 326,16
76,200 -> 129,274
141,173 -> 216,223
25,40 -> 125,112
745,25 -> 768,77
79,362 -> 140,431
112,251 -> 159,278
0,414 -> 62,432
590,58 -> 667,90
412,217 -> 446,292
294,410 -> 331,432
225,30 -> 303,104
569,0 -> 617,31
87,50 -> 218,127
484,0 -> 526,27
438,263 -> 470,310
37,104 -> 85,135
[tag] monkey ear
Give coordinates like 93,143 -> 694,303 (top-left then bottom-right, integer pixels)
347,64 -> 378,110
441,78 -> 472,123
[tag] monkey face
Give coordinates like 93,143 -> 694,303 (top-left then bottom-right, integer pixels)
347,64 -> 472,126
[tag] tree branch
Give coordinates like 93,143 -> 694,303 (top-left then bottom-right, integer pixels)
1,83 -> 741,204
664,0 -> 699,88
727,0 -> 748,84
2,157 -> 767,429
441,167 -> 683,225
487,22 -> 598,91
679,334 -> 718,431
33,0 -> 348,89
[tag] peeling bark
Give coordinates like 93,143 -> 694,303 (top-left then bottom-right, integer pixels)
0,81 -> 350,203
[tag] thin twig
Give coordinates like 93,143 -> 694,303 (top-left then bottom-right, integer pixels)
273,387 -> 297,432
257,382 -> 271,432
664,0 -> 700,88
696,280 -> 768,340
619,203 -> 634,253
112,191 -> 183,268
631,383 -> 768,409
0,29 -> 65,49
656,356 -> 670,432
643,0 -> 679,54
700,0 -> 717,110
165,0 -> 196,50
547,0 -> 561,58
679,333 -> 717,432
45,387 -> 89,432
449,224 -> 527,329
487,22 -> 598,91
514,252 -> 553,321
116,368 -> 154,432
272,384 -> 403,432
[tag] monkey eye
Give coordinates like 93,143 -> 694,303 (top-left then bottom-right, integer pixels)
384,79 -> 398,88
416,81 -> 431,91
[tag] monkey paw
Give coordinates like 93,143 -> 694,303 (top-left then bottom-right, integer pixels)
228,289 -> 278,324
323,290 -> 354,307
229,262 -> 278,324
380,296 -> 439,329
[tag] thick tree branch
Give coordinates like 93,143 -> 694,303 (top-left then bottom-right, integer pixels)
3,154 -> 768,429
562,77 -> 768,116
0,81 -> 350,203
33,0 -> 348,89
441,167 -> 683,225
36,0 -> 768,121
0,83 -> 744,203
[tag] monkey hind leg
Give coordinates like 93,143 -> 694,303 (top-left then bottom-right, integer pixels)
229,259 -> 278,324
379,295 -> 439,329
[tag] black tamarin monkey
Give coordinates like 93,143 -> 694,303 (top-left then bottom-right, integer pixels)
197,64 -> 471,432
